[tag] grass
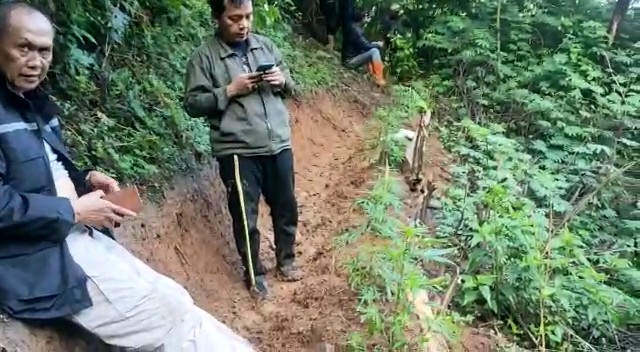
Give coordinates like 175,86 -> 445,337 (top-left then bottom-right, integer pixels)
334,83 -> 463,351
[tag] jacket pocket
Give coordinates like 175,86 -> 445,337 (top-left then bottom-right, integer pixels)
0,244 -> 66,301
8,157 -> 50,193
6,144 -> 50,193
218,110 -> 241,139
266,98 -> 291,144
220,102 -> 270,148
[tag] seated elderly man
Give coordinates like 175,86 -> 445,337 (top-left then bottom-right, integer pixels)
0,2 -> 253,351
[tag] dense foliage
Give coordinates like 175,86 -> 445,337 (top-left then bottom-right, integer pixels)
359,0 -> 639,349
36,0 -> 336,185
35,0 -> 211,183
339,85 -> 461,351
33,0 -> 638,349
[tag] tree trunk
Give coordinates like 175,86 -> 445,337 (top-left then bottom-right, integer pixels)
607,0 -> 632,46
293,0 -> 327,43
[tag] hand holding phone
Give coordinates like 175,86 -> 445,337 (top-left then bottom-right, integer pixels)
227,73 -> 262,97
256,62 -> 275,73
261,65 -> 285,88
71,190 -> 136,229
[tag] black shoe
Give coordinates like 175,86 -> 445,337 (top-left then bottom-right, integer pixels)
277,262 -> 303,282
244,275 -> 269,299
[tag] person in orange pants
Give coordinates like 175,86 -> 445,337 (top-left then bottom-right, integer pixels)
341,10 -> 387,87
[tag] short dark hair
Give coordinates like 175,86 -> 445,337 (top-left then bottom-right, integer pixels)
0,1 -> 52,39
352,9 -> 367,23
209,0 -> 250,18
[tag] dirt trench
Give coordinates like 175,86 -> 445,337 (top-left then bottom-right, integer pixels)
0,90 -> 375,351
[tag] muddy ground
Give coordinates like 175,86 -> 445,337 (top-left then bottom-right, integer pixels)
0,90 -> 372,351
0,89 -> 499,351
138,91 -> 375,350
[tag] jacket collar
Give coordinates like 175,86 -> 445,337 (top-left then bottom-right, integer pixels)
216,32 -> 263,59
0,73 -> 60,121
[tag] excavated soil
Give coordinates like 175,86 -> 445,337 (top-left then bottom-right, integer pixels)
0,89 -> 374,352
117,90 -> 374,351
0,88 -> 499,351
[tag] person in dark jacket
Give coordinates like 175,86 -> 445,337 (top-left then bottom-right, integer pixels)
0,2 -> 253,350
183,0 -> 302,299
341,9 -> 386,87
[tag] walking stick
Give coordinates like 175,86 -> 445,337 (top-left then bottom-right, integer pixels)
233,155 -> 258,293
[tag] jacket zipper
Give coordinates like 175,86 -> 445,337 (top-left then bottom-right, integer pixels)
247,53 -> 273,152
258,89 -> 272,151
14,90 -> 60,200
26,110 -> 57,196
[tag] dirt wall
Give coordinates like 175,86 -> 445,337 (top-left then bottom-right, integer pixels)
0,90 -> 375,351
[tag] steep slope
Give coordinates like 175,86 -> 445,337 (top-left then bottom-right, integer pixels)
0,87 -> 378,351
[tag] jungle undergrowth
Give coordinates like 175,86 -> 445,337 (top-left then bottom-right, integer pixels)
39,0 -> 340,190
337,84 -> 462,351
355,0 -> 639,350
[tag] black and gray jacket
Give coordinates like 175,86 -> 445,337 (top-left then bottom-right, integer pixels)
0,76 -> 95,319
341,22 -> 379,63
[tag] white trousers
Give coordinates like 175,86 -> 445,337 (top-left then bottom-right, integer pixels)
64,226 -> 254,351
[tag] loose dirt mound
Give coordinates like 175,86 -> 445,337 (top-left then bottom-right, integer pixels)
0,89 -> 376,352
122,91 -> 374,351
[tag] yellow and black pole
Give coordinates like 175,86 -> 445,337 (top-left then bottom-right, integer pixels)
233,155 -> 257,293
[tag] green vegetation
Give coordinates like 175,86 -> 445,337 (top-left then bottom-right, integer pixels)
338,85 -> 462,351
355,0 -> 639,350
39,0 -> 335,185
39,0 -> 638,349
42,0 -> 211,183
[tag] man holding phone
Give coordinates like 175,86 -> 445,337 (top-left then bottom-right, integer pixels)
184,0 -> 301,298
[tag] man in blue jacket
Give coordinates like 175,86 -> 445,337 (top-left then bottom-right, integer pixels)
341,9 -> 386,86
0,2 -> 253,350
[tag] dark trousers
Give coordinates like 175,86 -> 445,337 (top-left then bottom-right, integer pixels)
320,0 -> 339,37
217,149 -> 298,279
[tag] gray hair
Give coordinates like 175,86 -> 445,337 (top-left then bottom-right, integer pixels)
0,1 -> 53,39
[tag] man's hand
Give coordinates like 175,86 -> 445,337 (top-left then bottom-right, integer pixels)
372,41 -> 384,48
87,171 -> 120,193
262,67 -> 285,88
226,73 -> 262,98
71,190 -> 137,229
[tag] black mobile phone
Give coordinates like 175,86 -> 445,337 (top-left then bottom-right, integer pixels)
256,63 -> 275,73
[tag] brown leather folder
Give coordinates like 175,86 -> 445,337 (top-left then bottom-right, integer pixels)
103,186 -> 143,213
